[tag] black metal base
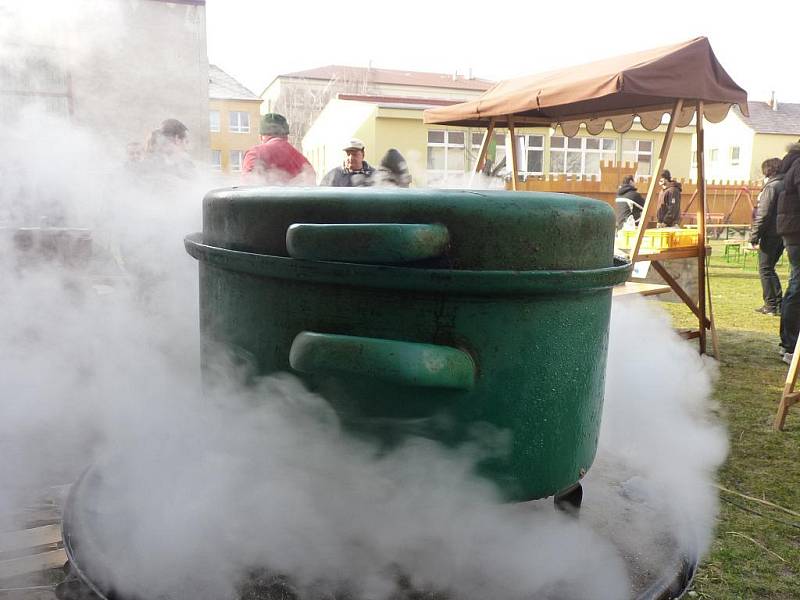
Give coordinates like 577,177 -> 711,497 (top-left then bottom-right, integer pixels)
553,482 -> 583,515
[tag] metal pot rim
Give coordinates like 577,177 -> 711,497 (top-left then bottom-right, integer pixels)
185,233 -> 632,296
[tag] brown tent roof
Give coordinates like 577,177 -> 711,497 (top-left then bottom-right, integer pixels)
424,37 -> 748,135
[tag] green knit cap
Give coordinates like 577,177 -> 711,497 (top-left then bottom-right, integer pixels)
260,113 -> 290,136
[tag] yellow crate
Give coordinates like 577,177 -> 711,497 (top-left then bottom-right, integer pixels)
670,229 -> 700,248
640,229 -> 673,250
615,229 -> 637,250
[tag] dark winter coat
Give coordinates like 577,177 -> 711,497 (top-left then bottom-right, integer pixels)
750,174 -> 785,245
656,180 -> 682,227
614,183 -> 645,229
776,144 -> 800,245
320,161 -> 375,187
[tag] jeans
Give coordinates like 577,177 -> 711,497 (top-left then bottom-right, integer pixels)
780,243 -> 800,351
758,238 -> 784,310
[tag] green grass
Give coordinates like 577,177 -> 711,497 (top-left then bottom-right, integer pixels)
658,244 -> 800,599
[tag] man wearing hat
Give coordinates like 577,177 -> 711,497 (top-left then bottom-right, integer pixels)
320,138 -> 375,187
242,113 -> 315,185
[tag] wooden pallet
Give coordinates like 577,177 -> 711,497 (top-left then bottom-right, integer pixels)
0,490 -> 67,595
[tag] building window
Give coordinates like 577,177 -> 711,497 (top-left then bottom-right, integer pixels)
550,136 -> 616,176
525,135 -> 544,175
209,110 -> 220,133
229,111 -> 250,133
470,131 -> 506,171
622,139 -> 653,176
229,150 -> 244,172
710,148 -> 719,162
730,146 -> 740,166
211,149 -> 221,171
427,130 -> 466,180
692,151 -> 698,167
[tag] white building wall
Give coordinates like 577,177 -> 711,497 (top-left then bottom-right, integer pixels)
693,111 -> 755,182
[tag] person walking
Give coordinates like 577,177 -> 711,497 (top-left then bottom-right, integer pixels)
751,158 -> 785,316
656,169 -> 682,227
242,113 -> 316,185
775,142 -> 800,362
614,175 -> 645,230
320,139 -> 375,187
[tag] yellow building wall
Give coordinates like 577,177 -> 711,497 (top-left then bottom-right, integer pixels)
209,98 -> 262,173
302,98 -> 378,181
752,134 -> 798,178
303,100 -> 696,187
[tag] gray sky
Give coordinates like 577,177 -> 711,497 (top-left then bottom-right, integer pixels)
206,0 -> 800,104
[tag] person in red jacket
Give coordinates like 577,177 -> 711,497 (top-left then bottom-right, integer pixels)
241,113 -> 316,185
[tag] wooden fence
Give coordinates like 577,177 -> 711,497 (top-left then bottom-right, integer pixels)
506,162 -> 762,225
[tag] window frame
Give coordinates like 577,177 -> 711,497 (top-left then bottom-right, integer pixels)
209,110 -> 220,133
228,111 -> 250,134
427,129 -> 467,180
229,150 -> 244,172
621,138 -> 653,176
549,136 -> 616,177
210,149 -> 222,171
730,146 -> 740,166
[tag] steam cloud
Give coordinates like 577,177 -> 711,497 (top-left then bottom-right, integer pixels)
0,6 -> 726,599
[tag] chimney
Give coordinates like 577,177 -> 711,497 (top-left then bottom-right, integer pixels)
770,91 -> 778,111
468,67 -> 474,80
452,69 -> 459,81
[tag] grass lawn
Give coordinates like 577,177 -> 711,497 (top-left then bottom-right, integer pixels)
657,243 -> 800,599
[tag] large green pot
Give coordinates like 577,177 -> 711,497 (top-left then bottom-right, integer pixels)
186,187 -> 631,501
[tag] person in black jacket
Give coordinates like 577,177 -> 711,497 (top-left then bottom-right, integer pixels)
656,170 -> 682,227
614,175 -> 645,230
775,142 -> 800,361
751,158 -> 785,315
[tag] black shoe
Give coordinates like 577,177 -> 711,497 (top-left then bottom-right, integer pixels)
755,305 -> 771,314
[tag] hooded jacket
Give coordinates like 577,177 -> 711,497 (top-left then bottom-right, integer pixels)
776,144 -> 800,244
751,174 -> 785,245
242,136 -> 316,185
614,182 -> 645,229
656,180 -> 682,227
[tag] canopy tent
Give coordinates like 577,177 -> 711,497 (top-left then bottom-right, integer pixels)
424,37 -> 748,356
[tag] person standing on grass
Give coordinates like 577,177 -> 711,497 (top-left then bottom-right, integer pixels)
751,158 -> 785,316
656,169 -> 682,227
775,142 -> 800,362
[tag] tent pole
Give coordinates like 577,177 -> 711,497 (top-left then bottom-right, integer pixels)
696,101 -> 708,354
475,118 -> 496,174
508,116 -> 520,191
629,98 -> 684,260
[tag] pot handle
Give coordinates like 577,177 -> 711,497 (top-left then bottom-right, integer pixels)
289,331 -> 475,390
286,223 -> 449,264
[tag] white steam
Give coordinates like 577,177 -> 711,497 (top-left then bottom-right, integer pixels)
0,8 -> 726,597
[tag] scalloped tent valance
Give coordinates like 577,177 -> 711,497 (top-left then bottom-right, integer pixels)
423,37 -> 747,135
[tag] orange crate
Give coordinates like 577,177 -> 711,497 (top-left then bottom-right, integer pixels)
670,229 -> 699,248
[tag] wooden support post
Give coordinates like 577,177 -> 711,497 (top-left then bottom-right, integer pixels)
651,261 -> 711,327
775,342 -> 800,430
508,116 -> 520,191
629,99 -> 683,261
474,118 -> 496,174
696,101 -> 708,354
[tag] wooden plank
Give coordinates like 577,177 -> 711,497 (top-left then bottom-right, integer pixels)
634,245 -> 712,261
630,99 -> 683,260
651,261 -> 711,327
0,549 -> 66,579
696,101 -> 708,354
0,525 -> 61,554
678,330 -> 701,340
507,116 -> 520,191
473,118 -> 495,174
612,282 -> 672,297
776,337 -> 800,430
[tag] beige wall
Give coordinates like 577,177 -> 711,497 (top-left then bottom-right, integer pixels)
752,134 -> 799,178
302,98 -> 377,180
209,98 -> 262,174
